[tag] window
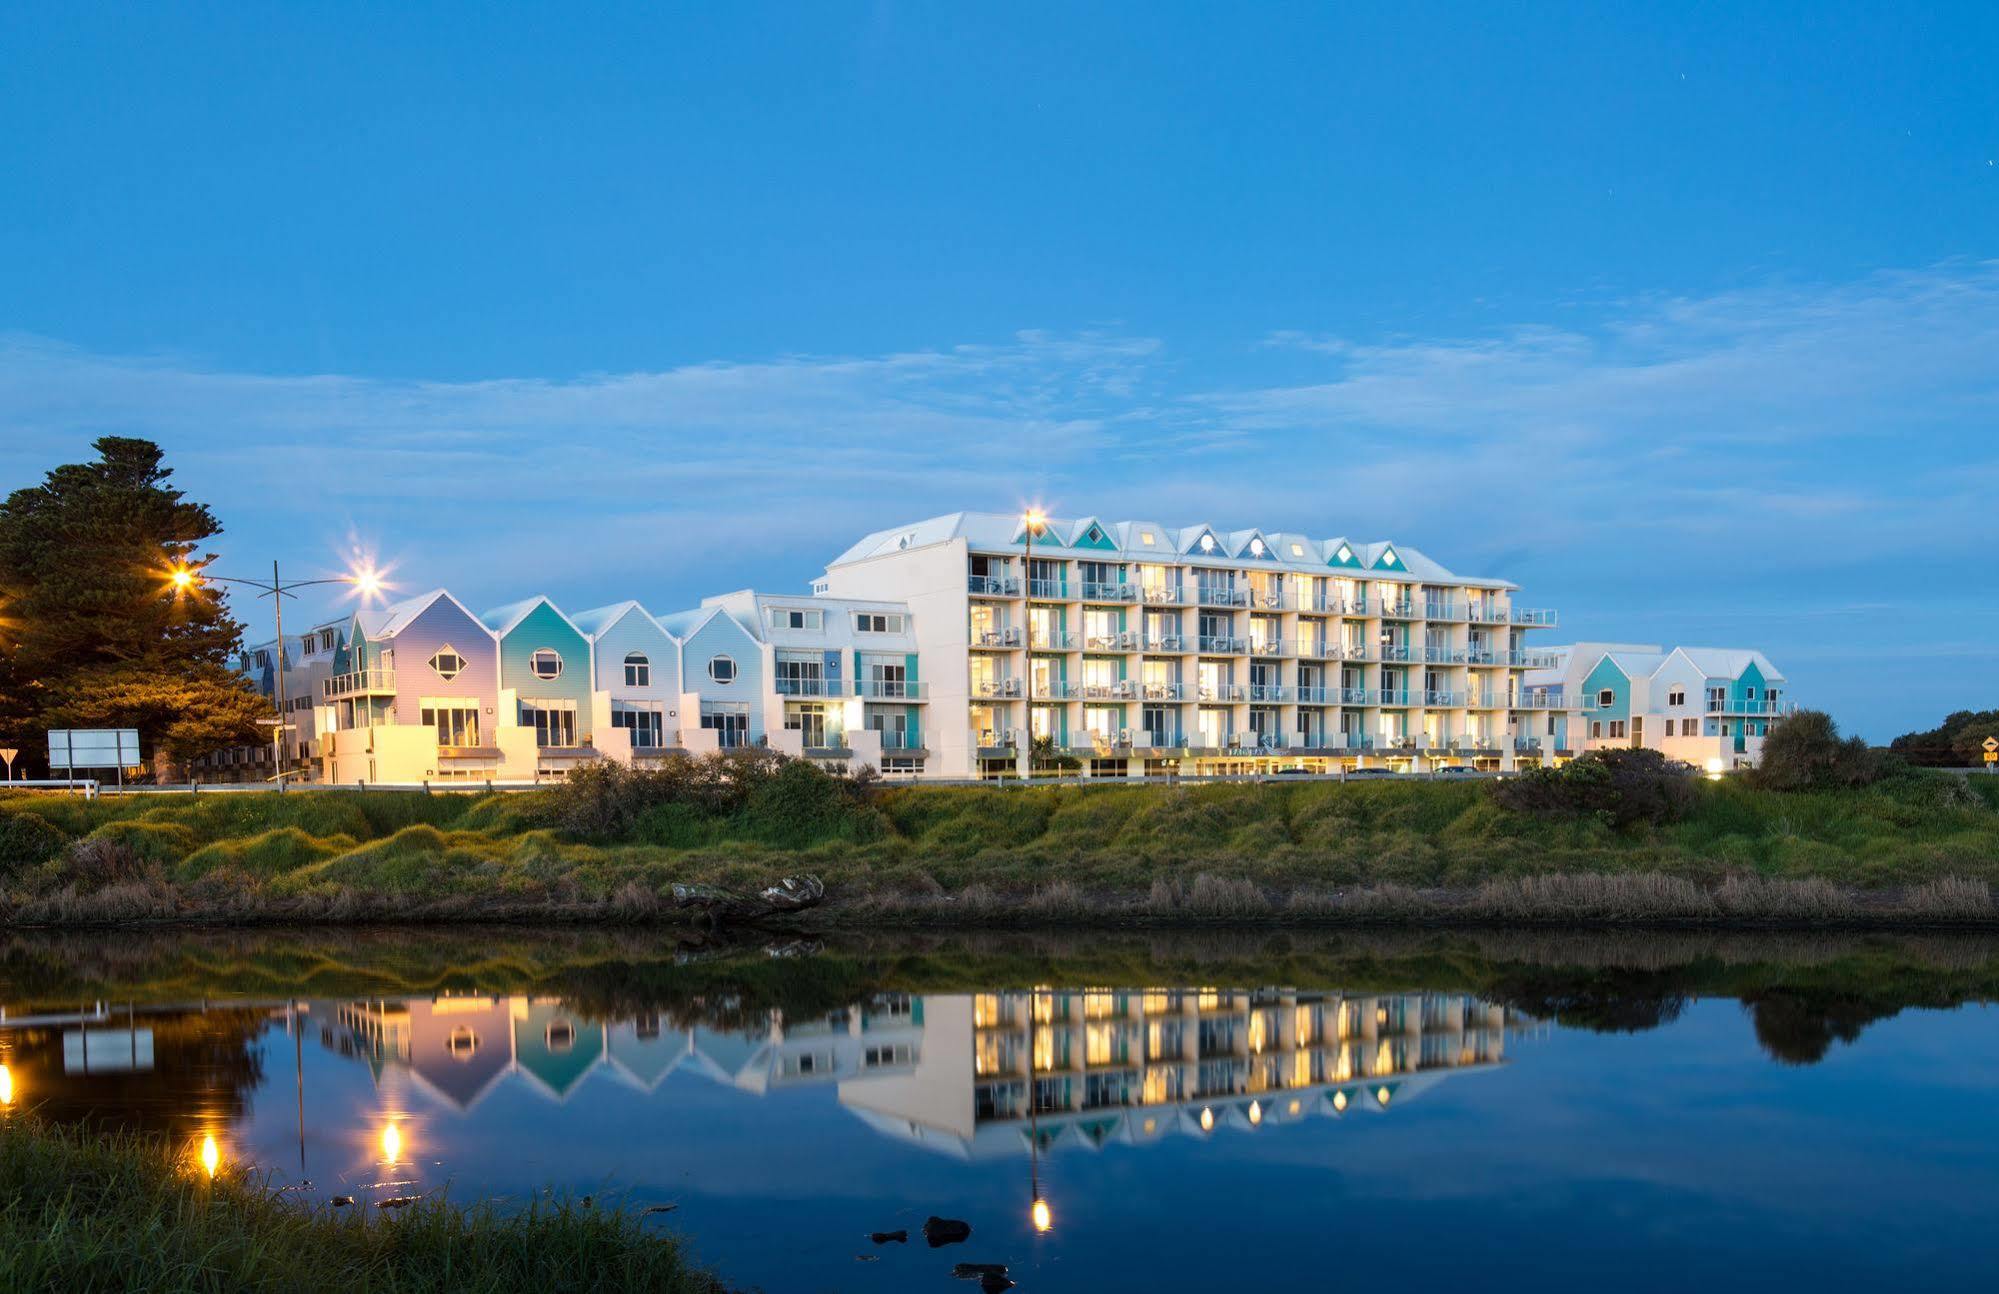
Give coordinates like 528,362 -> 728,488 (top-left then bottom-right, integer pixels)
701,705 -> 748,747
1609,720 -> 1626,739
854,612 -> 906,634
1683,718 -> 1699,736
1668,687 -> 1686,707
1745,686 -> 1757,700
1336,545 -> 1353,563
1289,542 -> 1305,557
1140,531 -> 1156,544
769,607 -> 822,631
447,1027 -> 478,1060
528,648 -> 563,680
421,704 -> 481,747
623,652 -> 651,687
707,655 -> 737,684
520,702 -> 576,747
612,702 -> 665,748
1590,721 -> 1603,738
1597,688 -> 1615,708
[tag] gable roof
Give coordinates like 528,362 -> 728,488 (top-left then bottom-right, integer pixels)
1666,647 -> 1785,683
569,600 -> 669,641
356,588 -> 486,640
481,594 -> 583,638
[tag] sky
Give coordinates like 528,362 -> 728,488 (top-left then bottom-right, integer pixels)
2,2 -> 1995,740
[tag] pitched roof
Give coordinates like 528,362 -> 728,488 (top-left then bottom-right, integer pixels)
1669,647 -> 1786,683
570,600 -> 650,638
356,589 -> 469,639
480,595 -> 569,637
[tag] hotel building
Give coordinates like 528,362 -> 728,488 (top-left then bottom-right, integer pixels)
211,510 -> 1790,783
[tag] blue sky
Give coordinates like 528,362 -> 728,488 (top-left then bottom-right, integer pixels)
2,3 -> 1995,739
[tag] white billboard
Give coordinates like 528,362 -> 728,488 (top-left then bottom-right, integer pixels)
47,729 -> 142,771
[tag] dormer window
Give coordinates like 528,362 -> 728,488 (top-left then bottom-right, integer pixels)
1086,525 -> 1104,544
1336,545 -> 1353,563
624,652 -> 651,687
429,646 -> 466,680
1199,534 -> 1217,553
1289,542 -> 1305,557
529,648 -> 563,680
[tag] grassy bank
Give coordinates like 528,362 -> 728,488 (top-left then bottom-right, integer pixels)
2,757 -> 1997,927
0,1114 -> 721,1293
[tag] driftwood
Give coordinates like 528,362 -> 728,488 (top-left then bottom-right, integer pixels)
671,875 -> 825,923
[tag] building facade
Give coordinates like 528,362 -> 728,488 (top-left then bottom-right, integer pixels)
215,511 -> 1790,783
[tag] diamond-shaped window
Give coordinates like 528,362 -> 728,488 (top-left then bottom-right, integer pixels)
429,645 -> 467,680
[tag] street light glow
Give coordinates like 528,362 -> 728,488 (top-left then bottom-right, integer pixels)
381,1122 -> 402,1163
1031,1197 -> 1052,1233
199,1133 -> 220,1178
169,566 -> 196,591
350,567 -> 384,597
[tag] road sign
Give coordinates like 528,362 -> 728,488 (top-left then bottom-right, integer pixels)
48,730 -> 141,770
0,747 -> 15,782
1985,736 -> 1999,752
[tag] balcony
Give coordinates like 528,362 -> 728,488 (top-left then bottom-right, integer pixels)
1468,693 -> 1508,708
973,678 -> 1023,699
1294,687 -> 1335,704
1140,634 -> 1188,652
1422,647 -> 1466,664
968,575 -> 1020,597
1248,639 -> 1288,658
1292,593 -> 1335,613
1028,631 -> 1077,649
1334,646 -> 1375,663
1468,604 -> 1508,624
1247,684 -> 1288,703
775,677 -> 846,698
1083,632 -> 1138,651
1511,693 -> 1570,710
856,680 -> 928,700
1423,690 -> 1464,707
1081,581 -> 1137,602
1424,603 -> 1465,621
1381,600 -> 1418,619
972,627 -> 1023,649
1707,699 -> 1799,717
1033,681 -> 1080,700
324,669 -> 395,699
1511,608 -> 1559,627
1464,650 -> 1502,666
1196,585 -> 1250,608
1028,579 -> 1070,599
1140,682 -> 1185,701
1341,597 -> 1370,616
1198,635 -> 1246,653
876,730 -> 926,751
1195,684 -> 1247,702
1339,688 -> 1376,705
1380,690 -> 1415,706
1078,681 -> 1139,701
1249,589 -> 1286,611
1380,645 -> 1413,663
1139,585 -> 1184,605
1296,640 -> 1331,658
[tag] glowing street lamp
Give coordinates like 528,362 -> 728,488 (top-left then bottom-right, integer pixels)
1031,1196 -> 1052,1233
167,557 -> 388,789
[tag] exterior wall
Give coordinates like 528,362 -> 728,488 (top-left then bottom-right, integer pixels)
585,606 -> 685,758
385,597 -> 500,728
681,611 -> 767,743
495,602 -> 595,742
818,539 -> 974,774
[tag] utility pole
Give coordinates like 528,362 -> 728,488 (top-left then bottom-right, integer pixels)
1017,510 -> 1044,780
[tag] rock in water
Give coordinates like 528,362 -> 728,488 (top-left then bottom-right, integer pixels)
924,1216 -> 973,1247
869,1229 -> 908,1244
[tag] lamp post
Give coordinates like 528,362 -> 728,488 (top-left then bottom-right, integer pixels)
171,559 -> 383,790
1017,510 -> 1045,780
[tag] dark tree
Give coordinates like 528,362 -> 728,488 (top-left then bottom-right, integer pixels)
0,438 -> 266,778
1750,710 -> 1881,792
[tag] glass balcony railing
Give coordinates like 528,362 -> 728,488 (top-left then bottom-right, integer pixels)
1511,608 -> 1559,627
323,669 -> 395,699
855,680 -> 927,699
1028,579 -> 1070,599
775,677 -> 846,697
1080,581 -> 1137,601
1197,635 -> 1246,653
968,575 -> 1020,596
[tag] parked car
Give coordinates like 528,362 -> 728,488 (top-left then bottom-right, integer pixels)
1344,767 -> 1402,779
1273,766 -> 1318,776
1431,763 -> 1478,776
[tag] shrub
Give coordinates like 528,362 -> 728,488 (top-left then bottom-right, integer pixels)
1488,748 -> 1697,829
0,810 -> 71,872
1751,710 -> 1881,792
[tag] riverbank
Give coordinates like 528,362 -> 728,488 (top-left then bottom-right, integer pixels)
0,1114 -> 722,1293
3,764 -> 1996,928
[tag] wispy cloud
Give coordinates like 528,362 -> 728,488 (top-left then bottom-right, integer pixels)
4,261 -> 1996,737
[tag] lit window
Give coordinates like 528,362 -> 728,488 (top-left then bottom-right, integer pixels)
708,655 -> 737,684
1289,543 -> 1304,557
624,651 -> 651,687
1140,531 -> 1156,544
1200,534 -> 1217,552
1336,545 -> 1352,563
529,648 -> 563,680
447,1026 -> 479,1060
429,646 -> 466,680
1249,537 -> 1265,556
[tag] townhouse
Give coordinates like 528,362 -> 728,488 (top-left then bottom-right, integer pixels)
1522,642 -> 1794,769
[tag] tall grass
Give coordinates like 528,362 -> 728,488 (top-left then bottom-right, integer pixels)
0,1115 -> 722,1293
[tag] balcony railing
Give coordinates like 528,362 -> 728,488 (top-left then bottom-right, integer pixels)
1468,604 -> 1508,624
775,677 -> 846,698
1198,635 -> 1246,653
1511,693 -> 1569,710
1296,640 -> 1331,658
856,680 -> 927,699
1028,579 -> 1070,599
1247,684 -> 1287,702
1034,681 -> 1080,700
1078,682 -> 1139,700
1424,603 -> 1464,621
1081,581 -> 1137,601
973,678 -> 1022,699
1028,631 -> 1076,649
1140,634 -> 1187,652
1422,647 -> 1466,664
1511,608 -> 1559,627
1196,586 -> 1250,607
1139,586 -> 1184,605
1341,597 -> 1370,616
1195,684 -> 1246,702
1250,590 -> 1286,611
968,575 -> 1020,596
324,669 -> 395,699
973,628 -> 1023,648
1083,632 -> 1138,651
1380,689 -> 1415,706
1381,600 -> 1418,618
1140,682 -> 1184,701
1707,699 -> 1798,716
1506,650 -> 1559,668
1295,687 -> 1335,704
1423,690 -> 1464,707
1292,593 -> 1336,613
1334,646 -> 1375,663
1248,639 -> 1288,657
1380,645 -> 1413,662
1464,650 -> 1502,666
876,730 -> 924,750
1468,692 -> 1508,708
1340,688 -> 1376,705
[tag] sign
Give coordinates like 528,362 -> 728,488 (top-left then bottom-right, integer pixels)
47,729 -> 141,771
1985,736 -> 1999,752
0,747 -> 15,779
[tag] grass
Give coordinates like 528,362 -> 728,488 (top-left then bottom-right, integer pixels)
2,764 -> 1997,928
0,1114 -> 722,1294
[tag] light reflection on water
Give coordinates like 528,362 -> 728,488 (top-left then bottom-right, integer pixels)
4,929 -> 1998,1291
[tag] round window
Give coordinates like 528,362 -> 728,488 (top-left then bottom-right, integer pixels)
708,654 -> 737,684
529,648 -> 563,680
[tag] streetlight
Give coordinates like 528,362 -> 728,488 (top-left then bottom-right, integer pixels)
1017,509 -> 1046,780
167,557 -> 387,789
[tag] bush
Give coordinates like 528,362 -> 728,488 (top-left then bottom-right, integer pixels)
1488,748 -> 1697,829
1751,710 -> 1881,792
0,809 -> 71,872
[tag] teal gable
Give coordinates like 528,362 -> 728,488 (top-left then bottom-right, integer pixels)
1580,656 -> 1631,725
494,601 -> 595,739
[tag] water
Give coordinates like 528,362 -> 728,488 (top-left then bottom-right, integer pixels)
3,926 -> 1997,1290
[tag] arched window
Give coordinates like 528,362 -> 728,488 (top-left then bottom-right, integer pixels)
624,651 -> 651,687
708,654 -> 737,684
529,648 -> 563,680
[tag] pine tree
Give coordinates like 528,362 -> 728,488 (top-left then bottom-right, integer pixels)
0,438 -> 268,779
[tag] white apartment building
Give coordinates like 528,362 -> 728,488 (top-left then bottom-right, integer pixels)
1523,643 -> 1794,769
815,512 -> 1569,777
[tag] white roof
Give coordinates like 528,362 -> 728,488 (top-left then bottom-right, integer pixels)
828,511 -> 1514,587
355,588 -> 478,640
